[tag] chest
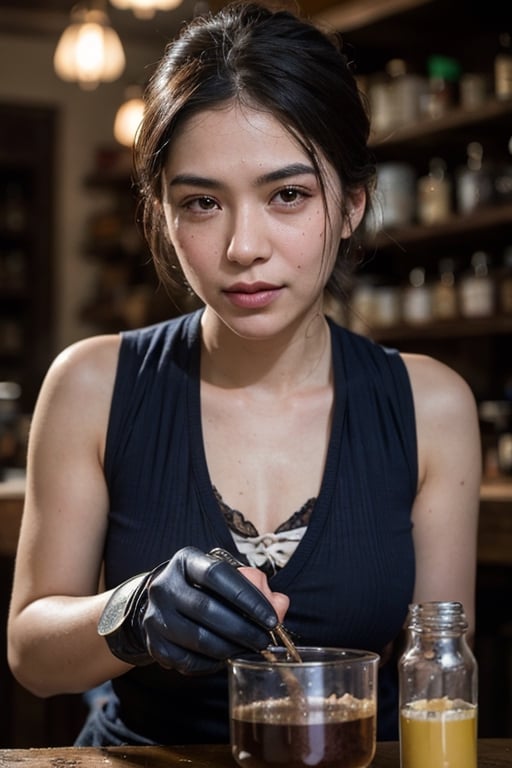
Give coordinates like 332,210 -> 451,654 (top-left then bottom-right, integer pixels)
200,383 -> 334,533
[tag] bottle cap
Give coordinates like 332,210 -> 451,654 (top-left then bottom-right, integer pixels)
427,55 -> 461,82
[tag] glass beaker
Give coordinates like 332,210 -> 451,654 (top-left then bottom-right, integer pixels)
228,646 -> 379,768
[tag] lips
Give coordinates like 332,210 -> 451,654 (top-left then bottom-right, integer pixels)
223,282 -> 283,309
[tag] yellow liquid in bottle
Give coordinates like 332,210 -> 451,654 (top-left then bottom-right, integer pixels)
400,697 -> 477,768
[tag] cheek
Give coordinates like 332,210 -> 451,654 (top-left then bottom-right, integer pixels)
166,220 -> 209,267
171,229 -> 223,293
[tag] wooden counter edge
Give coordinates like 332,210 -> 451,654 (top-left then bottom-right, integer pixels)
0,740 -> 510,768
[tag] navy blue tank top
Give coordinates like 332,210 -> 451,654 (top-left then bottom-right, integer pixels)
101,309 -> 417,744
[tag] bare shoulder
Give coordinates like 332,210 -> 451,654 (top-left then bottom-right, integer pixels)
32,334 -> 122,445
400,352 -> 478,423
42,334 -> 121,402
400,353 -> 481,488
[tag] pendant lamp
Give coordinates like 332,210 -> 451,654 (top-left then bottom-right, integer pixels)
114,85 -> 145,147
54,4 -> 126,90
109,0 -> 183,20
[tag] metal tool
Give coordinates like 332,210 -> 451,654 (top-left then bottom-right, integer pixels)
208,547 -> 302,662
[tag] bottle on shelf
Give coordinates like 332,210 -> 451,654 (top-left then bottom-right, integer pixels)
432,258 -> 458,320
372,162 -> 416,230
349,277 -> 378,335
494,32 -> 512,100
479,400 -> 512,478
459,251 -> 495,318
372,284 -> 401,328
368,70 -> 394,136
417,157 -> 452,225
402,266 -> 432,325
459,71 -> 488,110
455,141 -> 494,215
385,58 -> 427,129
399,601 -> 478,768
424,54 -> 461,118
498,245 -> 512,315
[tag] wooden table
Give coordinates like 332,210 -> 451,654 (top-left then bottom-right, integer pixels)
0,741 -> 511,768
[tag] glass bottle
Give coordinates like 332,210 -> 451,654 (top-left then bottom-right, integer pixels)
399,602 -> 478,768
417,158 -> 452,225
386,58 -> 427,129
432,258 -> 458,320
459,251 -> 495,318
495,32 -> 512,100
402,267 -> 432,325
456,142 -> 494,215
424,55 -> 461,118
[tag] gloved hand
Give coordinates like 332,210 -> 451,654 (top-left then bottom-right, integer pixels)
98,546 -> 282,674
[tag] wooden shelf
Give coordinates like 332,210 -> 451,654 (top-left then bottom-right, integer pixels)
371,316 -> 512,342
313,0 -> 434,32
366,204 -> 512,253
370,98 -> 512,150
481,481 -> 512,503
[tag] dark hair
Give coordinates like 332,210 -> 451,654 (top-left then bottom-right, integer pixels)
134,0 -> 375,307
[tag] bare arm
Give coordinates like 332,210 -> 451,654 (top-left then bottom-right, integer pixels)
7,336 -> 290,697
404,354 -> 481,642
7,335 -> 131,697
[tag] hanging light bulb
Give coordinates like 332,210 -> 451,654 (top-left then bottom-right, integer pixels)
109,0 -> 183,20
54,4 -> 126,90
114,85 -> 145,147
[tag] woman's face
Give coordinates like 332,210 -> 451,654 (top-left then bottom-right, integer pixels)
162,102 -> 362,340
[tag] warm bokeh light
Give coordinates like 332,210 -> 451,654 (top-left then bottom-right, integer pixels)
109,0 -> 183,20
53,7 -> 125,90
114,88 -> 145,146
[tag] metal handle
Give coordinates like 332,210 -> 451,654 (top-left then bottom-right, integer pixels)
208,548 -> 302,662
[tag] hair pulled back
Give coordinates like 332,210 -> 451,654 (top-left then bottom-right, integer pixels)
134,1 -> 375,304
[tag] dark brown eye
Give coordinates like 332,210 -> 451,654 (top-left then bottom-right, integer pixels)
278,187 -> 300,203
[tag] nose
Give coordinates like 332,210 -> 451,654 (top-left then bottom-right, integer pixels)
225,204 -> 272,265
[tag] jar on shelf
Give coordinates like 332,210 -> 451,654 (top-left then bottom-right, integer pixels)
374,162 -> 416,229
0,380 -> 22,478
349,278 -> 378,335
368,71 -> 394,135
455,142 -> 494,215
494,160 -> 512,205
385,58 -> 427,129
459,251 -> 495,318
373,284 -> 401,328
494,32 -> 512,100
402,267 -> 432,324
399,601 -> 478,768
417,158 -> 452,225
479,400 -> 512,477
432,258 -> 458,320
459,72 -> 488,110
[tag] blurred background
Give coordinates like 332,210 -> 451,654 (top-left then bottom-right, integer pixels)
0,0 -> 511,748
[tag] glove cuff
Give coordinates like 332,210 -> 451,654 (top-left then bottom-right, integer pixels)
98,565 -> 165,665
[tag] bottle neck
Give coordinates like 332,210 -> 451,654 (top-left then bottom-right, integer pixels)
407,600 -> 469,635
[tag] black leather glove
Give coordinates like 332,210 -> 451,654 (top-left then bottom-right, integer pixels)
98,546 -> 280,674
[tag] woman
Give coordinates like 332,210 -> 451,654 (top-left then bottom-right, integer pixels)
7,0 -> 481,747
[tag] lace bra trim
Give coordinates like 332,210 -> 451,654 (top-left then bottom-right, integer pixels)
213,486 -> 316,575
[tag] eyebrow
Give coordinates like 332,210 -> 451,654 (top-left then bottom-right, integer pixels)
168,162 -> 317,189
